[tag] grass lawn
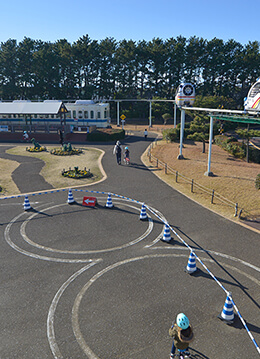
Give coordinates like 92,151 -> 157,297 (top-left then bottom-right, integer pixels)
4,145 -> 105,193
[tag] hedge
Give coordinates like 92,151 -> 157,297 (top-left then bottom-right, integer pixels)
215,135 -> 260,163
87,128 -> 125,142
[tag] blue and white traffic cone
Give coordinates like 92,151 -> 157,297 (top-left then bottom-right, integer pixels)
23,195 -> 31,211
106,193 -> 113,208
139,203 -> 147,220
218,293 -> 234,324
161,223 -> 171,242
67,188 -> 75,204
185,251 -> 197,274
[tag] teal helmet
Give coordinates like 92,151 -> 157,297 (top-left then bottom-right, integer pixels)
176,313 -> 189,329
125,147 -> 128,149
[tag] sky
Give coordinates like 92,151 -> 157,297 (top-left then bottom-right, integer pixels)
1,0 -> 259,45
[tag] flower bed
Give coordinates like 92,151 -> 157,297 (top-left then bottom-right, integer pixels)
50,144 -> 83,156
62,167 -> 92,179
26,146 -> 47,152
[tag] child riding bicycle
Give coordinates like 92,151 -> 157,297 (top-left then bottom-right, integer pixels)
169,313 -> 194,358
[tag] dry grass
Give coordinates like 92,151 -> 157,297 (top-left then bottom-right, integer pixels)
0,157 -> 20,195
142,139 -> 260,221
5,145 -> 106,192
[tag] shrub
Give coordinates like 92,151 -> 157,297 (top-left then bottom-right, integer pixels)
87,128 -> 125,142
255,174 -> 260,189
226,141 -> 246,159
162,128 -> 179,142
215,135 -> 246,159
249,147 -> 260,164
215,135 -> 230,148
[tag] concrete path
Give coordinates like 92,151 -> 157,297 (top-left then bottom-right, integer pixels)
0,133 -> 259,359
0,145 -> 53,193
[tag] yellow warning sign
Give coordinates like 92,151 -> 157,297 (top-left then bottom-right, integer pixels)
120,114 -> 126,120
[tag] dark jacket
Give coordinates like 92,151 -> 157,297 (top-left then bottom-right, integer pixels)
169,323 -> 194,350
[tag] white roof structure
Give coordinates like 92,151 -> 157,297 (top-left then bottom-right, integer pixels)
0,101 -> 67,115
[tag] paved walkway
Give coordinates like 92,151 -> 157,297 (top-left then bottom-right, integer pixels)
0,133 -> 259,358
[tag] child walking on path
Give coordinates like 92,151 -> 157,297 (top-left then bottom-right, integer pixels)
124,146 -> 130,165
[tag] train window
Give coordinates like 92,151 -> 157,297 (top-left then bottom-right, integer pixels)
73,110 -> 76,118
97,111 -> 101,119
104,110 -> 107,118
13,114 -> 16,118
90,110 -> 94,119
51,115 -> 54,119
46,115 -> 49,119
8,115 -> 11,118
84,111 -> 88,118
67,111 -> 71,118
78,111 -> 83,118
34,114 -> 38,118
249,83 -> 260,97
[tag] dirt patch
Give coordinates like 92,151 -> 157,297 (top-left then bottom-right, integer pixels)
141,137 -> 260,223
0,157 -> 20,195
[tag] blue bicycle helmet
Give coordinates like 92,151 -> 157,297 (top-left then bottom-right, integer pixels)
176,313 -> 189,329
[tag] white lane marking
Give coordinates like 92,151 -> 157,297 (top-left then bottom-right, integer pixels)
71,253 -> 260,358
47,261 -> 100,359
150,245 -> 260,273
19,201 -> 154,254
4,212 -> 96,263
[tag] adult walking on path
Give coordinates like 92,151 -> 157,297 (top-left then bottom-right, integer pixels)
113,140 -> 123,165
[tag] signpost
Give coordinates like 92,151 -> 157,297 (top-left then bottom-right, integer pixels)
120,114 -> 126,129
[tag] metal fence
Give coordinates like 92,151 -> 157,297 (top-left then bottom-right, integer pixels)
147,141 -> 241,218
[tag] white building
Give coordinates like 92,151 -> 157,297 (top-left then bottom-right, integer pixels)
65,100 -> 110,127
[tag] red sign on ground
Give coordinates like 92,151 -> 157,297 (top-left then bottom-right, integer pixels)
82,196 -> 97,207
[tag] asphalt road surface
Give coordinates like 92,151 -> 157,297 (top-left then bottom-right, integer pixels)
0,132 -> 259,359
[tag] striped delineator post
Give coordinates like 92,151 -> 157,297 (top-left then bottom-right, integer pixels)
161,223 -> 171,242
105,193 -> 113,208
67,188 -> 75,204
23,195 -> 31,211
186,251 -> 197,274
139,203 -> 147,220
218,293 -> 234,324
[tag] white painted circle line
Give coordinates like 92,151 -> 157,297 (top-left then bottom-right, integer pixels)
71,253 -> 260,358
4,212 -> 96,263
19,200 -> 154,254
150,245 -> 260,273
47,261 -> 99,359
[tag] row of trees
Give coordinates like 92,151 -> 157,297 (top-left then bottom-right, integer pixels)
0,34 -> 260,106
